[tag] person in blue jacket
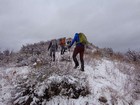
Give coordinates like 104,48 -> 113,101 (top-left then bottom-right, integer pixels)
68,33 -> 85,71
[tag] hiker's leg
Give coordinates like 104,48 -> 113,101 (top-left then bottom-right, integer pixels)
62,46 -> 65,54
53,51 -> 55,61
79,46 -> 85,71
72,46 -> 79,68
61,46 -> 62,55
50,50 -> 52,57
64,46 -> 66,53
62,46 -> 64,54
61,46 -> 64,55
50,50 -> 54,61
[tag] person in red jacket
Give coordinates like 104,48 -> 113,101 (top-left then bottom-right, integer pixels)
59,37 -> 66,55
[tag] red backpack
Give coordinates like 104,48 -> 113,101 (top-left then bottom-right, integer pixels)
59,38 -> 66,46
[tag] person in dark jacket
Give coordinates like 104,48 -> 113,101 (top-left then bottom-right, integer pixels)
68,33 -> 85,71
48,39 -> 58,61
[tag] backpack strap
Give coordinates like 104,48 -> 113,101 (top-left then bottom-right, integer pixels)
76,34 -> 84,46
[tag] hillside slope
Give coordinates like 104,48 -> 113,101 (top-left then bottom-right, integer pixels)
0,41 -> 140,105
0,53 -> 140,105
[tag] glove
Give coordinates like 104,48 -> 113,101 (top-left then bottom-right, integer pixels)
68,45 -> 71,49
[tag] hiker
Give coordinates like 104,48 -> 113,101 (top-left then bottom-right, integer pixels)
68,33 -> 88,71
66,38 -> 72,46
48,39 -> 58,61
59,37 -> 66,55
66,38 -> 72,51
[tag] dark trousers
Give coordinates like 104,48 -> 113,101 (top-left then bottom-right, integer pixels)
72,45 -> 84,69
61,46 -> 65,55
50,50 -> 55,61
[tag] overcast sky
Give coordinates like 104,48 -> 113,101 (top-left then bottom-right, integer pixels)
0,0 -> 140,52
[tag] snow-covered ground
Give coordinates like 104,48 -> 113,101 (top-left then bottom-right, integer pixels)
0,58 -> 140,105
0,66 -> 30,105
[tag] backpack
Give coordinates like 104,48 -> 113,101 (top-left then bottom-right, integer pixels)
66,38 -> 72,45
51,40 -> 57,50
59,38 -> 66,46
78,33 -> 89,45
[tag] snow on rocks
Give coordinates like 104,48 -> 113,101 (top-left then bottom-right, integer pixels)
0,66 -> 30,105
13,72 -> 90,105
0,58 -> 139,105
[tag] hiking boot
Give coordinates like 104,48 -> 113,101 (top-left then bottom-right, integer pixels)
74,65 -> 79,69
80,68 -> 84,71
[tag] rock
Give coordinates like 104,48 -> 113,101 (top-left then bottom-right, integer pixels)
98,96 -> 107,103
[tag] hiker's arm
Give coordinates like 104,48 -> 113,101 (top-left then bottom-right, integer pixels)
48,42 -> 52,50
70,33 -> 78,47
